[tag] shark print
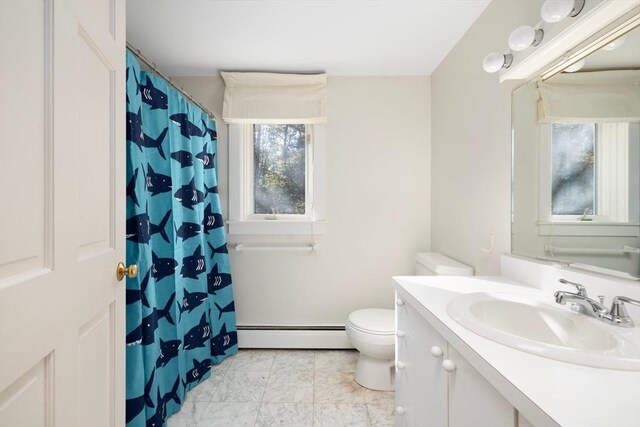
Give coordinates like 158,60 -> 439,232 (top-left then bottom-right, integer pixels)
126,268 -> 151,308
174,178 -> 205,210
126,107 -> 144,145
174,221 -> 201,242
144,377 -> 181,427
170,113 -> 204,139
126,67 -> 131,105
184,358 -> 211,388
196,144 -> 215,169
151,251 -> 178,283
126,51 -> 236,427
163,377 -> 181,407
202,119 -> 217,140
155,338 -> 181,369
213,301 -> 235,320
207,263 -> 233,295
207,242 -> 229,259
143,164 -> 172,196
127,167 -> 140,207
136,74 -> 168,110
183,313 -> 211,350
126,294 -> 175,346
211,323 -> 238,357
205,183 -> 218,195
125,368 -> 155,423
145,389 -> 164,427
126,204 -> 171,244
202,203 -> 224,234
177,288 -> 208,320
180,245 -> 206,280
170,150 -> 194,168
129,124 -> 168,160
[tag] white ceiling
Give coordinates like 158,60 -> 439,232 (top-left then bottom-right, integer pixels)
126,0 -> 491,76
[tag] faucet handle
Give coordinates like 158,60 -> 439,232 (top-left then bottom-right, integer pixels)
609,296 -> 640,328
559,279 -> 587,297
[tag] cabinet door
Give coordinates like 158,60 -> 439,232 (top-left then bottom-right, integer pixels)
396,296 -> 448,427
394,297 -> 411,426
447,346 -> 516,427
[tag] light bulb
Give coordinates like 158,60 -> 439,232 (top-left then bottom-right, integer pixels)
541,0 -> 574,23
602,34 -> 628,51
482,52 -> 513,73
541,0 -> 585,23
508,25 -> 544,52
563,58 -> 585,73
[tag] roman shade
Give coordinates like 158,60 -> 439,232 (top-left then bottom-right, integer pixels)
538,70 -> 640,123
221,72 -> 327,124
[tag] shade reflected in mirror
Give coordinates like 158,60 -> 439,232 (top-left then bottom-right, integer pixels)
512,25 -> 640,279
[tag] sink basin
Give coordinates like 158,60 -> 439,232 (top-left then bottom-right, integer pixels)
447,292 -> 640,370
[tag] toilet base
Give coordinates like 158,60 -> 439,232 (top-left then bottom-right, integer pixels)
353,352 -> 395,391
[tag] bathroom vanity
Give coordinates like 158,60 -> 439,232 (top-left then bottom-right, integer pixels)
393,269 -> 640,427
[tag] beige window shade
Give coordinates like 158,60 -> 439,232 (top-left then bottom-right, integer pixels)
538,70 -> 640,123
221,72 -> 327,124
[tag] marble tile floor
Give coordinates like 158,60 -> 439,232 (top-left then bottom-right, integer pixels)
168,349 -> 395,427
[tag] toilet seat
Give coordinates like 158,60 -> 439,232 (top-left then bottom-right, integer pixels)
347,309 -> 394,335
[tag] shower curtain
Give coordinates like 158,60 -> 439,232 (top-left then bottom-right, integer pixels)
125,50 -> 238,427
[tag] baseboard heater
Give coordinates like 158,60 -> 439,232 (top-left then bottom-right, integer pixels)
236,325 -> 353,349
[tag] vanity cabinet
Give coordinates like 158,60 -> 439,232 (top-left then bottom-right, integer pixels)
395,294 -> 516,427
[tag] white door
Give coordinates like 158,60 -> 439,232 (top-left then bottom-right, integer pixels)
0,1 -> 126,426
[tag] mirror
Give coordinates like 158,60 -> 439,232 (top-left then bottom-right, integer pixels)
512,25 -> 640,279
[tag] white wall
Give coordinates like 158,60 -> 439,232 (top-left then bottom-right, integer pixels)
172,76 -> 431,326
430,0 -> 542,275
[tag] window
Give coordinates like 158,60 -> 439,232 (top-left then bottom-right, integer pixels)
540,122 -> 635,223
551,123 -> 595,216
228,123 -> 326,235
252,124 -> 310,217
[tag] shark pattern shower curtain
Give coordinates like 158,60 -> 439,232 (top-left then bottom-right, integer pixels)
125,50 -> 238,427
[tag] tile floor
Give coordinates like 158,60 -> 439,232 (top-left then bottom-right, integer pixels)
168,349 -> 395,427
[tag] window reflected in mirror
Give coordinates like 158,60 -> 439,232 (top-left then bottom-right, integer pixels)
512,24 -> 640,279
551,123 -> 595,216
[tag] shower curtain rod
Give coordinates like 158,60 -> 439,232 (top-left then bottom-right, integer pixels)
126,42 -> 218,121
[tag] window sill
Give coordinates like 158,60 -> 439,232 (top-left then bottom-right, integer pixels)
227,220 -> 327,236
537,222 -> 640,237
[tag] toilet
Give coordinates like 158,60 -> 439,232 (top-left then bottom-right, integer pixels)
345,252 -> 473,391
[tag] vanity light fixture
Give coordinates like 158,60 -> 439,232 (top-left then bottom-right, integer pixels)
602,34 -> 628,51
482,0 -> 587,74
563,58 -> 586,73
541,0 -> 586,23
508,25 -> 544,51
482,52 -> 513,73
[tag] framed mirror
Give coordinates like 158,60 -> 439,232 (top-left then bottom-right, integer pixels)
512,23 -> 640,279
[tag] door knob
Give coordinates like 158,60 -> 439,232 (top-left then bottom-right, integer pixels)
116,262 -> 138,281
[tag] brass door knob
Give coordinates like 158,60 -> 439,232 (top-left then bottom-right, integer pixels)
116,262 -> 138,281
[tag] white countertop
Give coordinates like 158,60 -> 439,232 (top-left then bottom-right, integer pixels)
393,275 -> 640,427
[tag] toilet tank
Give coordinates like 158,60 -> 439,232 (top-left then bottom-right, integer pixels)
415,252 -> 473,276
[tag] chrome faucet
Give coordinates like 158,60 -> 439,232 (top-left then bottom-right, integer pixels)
554,279 -> 640,328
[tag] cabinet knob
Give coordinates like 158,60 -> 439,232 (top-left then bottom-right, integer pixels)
442,359 -> 456,373
396,298 -> 405,306
396,361 -> 406,369
396,406 -> 406,415
396,330 -> 405,338
430,346 -> 443,358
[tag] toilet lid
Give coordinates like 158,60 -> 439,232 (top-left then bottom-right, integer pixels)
347,309 -> 395,335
